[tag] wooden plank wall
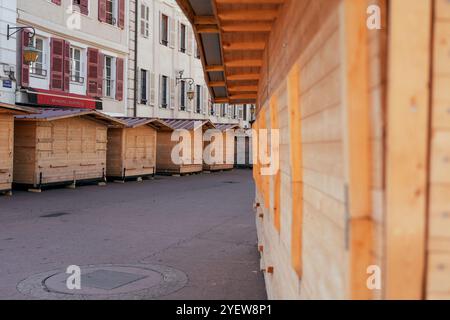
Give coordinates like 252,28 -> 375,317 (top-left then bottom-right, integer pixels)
13,122 -> 37,184
366,0 -> 387,300
106,128 -> 125,177
385,0 -> 432,299
124,126 -> 157,177
0,113 -> 14,191
427,0 -> 450,300
14,118 -> 108,186
156,130 -> 203,174
254,0 -> 389,299
255,0 -> 349,299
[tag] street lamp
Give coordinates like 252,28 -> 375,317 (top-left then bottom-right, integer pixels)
176,70 -> 195,101
7,25 -> 40,64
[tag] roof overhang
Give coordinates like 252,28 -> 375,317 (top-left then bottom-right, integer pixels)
114,117 -> 174,131
15,108 -> 127,127
0,103 -> 37,115
176,0 -> 285,105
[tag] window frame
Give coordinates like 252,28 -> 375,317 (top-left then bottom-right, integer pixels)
160,75 -> 169,108
140,3 -> 150,38
105,0 -> 118,26
195,85 -> 201,114
69,46 -> 84,84
179,23 -> 186,53
30,37 -> 47,78
104,55 -> 116,98
160,14 -> 169,46
140,69 -> 148,104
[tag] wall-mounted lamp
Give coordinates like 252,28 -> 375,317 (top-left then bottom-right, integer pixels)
176,70 -> 195,101
7,25 -> 40,64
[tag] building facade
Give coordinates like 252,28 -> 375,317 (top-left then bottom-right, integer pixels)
15,0 -> 129,115
129,0 -> 253,127
0,0 -> 18,105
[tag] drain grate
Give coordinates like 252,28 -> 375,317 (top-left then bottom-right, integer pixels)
40,212 -> 71,218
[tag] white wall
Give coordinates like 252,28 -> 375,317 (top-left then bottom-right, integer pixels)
132,0 -> 253,126
16,0 -> 129,115
0,0 -> 17,105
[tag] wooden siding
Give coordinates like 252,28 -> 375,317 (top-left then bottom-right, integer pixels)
427,0 -> 450,300
0,113 -> 15,192
156,129 -> 203,174
13,117 -> 108,186
107,126 -> 157,179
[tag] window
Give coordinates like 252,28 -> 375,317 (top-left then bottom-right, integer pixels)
179,23 -> 186,53
73,0 -> 88,15
104,56 -> 115,98
195,42 -> 200,59
140,69 -> 148,104
140,4 -> 150,38
180,80 -> 186,111
195,85 -> 201,113
160,75 -> 168,108
30,37 -> 47,77
221,104 -> 226,117
70,47 -> 84,84
160,14 -> 169,46
106,0 -> 117,26
210,103 -> 215,116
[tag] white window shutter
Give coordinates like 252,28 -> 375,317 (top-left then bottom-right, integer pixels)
169,18 -> 176,49
187,27 -> 193,55
137,68 -> 142,104
149,72 -> 156,106
177,21 -> 181,51
159,12 -> 162,44
170,77 -> 175,109
202,86 -> 208,114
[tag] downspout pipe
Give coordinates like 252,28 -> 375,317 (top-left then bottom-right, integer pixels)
133,0 -> 139,117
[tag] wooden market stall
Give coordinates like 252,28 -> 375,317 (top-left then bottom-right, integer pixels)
177,0 -> 449,300
156,119 -> 215,175
0,104 -> 35,195
203,123 -> 240,172
13,108 -> 126,191
106,117 -> 172,181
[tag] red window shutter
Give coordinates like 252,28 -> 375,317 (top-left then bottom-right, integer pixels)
80,0 -> 89,15
98,0 -> 106,22
63,41 -> 70,92
115,57 -> 124,101
50,38 -> 64,91
118,0 -> 125,29
51,0 -> 61,5
20,30 -> 30,87
87,48 -> 99,96
97,52 -> 104,97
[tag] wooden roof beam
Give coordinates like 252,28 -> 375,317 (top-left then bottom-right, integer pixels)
216,0 -> 284,3
218,9 -> 279,21
221,23 -> 272,33
227,73 -> 261,81
228,85 -> 258,93
210,81 -> 226,87
194,15 -> 217,25
205,65 -> 225,72
226,59 -> 263,68
197,25 -> 220,33
223,41 -> 266,51
229,94 -> 258,100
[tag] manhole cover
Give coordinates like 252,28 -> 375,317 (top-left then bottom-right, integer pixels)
17,264 -> 188,300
